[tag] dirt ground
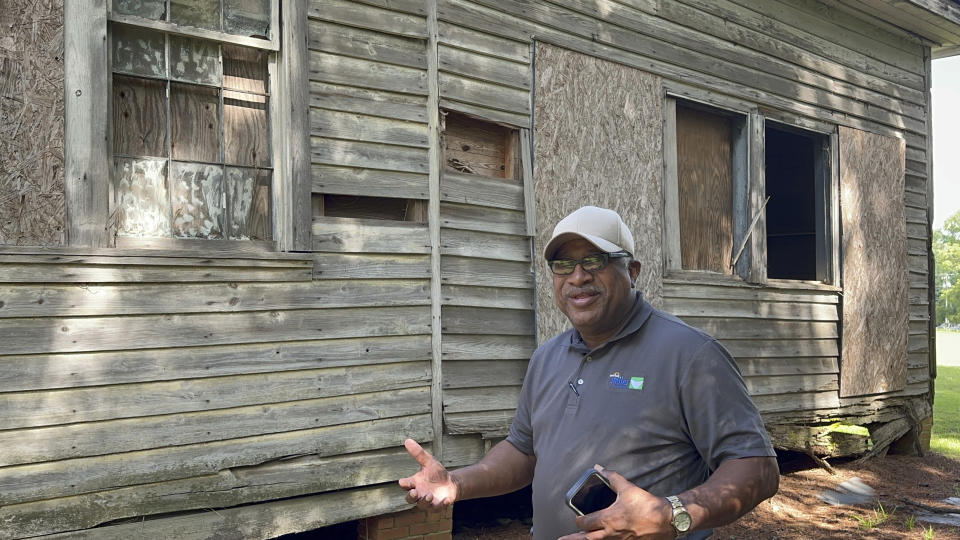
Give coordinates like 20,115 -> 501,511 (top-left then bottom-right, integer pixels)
453,453 -> 960,539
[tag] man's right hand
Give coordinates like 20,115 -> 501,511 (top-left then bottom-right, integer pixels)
398,439 -> 459,509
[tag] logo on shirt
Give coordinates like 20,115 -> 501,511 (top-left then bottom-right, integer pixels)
609,371 -> 644,391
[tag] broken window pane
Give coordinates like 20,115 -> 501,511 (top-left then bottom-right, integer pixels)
170,83 -> 220,162
170,35 -> 221,86
170,0 -> 221,31
171,161 -> 224,238
223,90 -> 269,167
113,0 -> 166,20
114,157 -> 171,237
226,167 -> 271,239
112,24 -> 165,78
113,75 -> 167,157
223,45 -> 267,94
224,0 -> 270,38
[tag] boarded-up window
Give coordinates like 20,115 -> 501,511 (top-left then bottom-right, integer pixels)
109,1 -> 274,241
443,111 -> 520,181
765,124 -> 833,281
675,103 -> 736,274
839,126 -> 908,397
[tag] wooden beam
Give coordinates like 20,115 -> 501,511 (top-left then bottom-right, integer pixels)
427,0 -> 445,462
63,0 -> 109,248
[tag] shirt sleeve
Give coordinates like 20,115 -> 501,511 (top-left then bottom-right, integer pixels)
505,351 -> 537,456
679,339 -> 776,471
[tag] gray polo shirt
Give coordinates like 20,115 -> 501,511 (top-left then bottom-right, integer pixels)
506,292 -> 775,540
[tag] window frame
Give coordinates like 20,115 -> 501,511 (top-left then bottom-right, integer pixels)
63,0 -> 311,252
661,82 -> 840,288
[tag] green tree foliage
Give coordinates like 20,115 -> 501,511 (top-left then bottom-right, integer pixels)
934,211 -> 960,325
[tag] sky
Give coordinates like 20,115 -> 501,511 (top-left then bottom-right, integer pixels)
932,55 -> 960,229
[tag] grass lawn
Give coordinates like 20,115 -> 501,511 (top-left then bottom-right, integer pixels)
933,330 -> 960,458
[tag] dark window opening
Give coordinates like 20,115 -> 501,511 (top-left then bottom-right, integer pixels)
765,124 -> 830,281
312,194 -> 426,223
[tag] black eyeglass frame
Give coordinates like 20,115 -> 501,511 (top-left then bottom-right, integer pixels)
547,251 -> 632,276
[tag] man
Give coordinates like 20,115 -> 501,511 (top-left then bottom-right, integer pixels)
400,206 -> 779,539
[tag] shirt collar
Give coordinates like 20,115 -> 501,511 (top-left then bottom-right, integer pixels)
568,291 -> 653,353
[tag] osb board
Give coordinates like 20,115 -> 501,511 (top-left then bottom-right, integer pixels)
533,43 -> 663,343
839,125 -> 908,397
0,0 -> 65,246
677,105 -> 733,273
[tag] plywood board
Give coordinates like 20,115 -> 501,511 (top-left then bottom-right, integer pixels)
533,43 -> 663,342
676,104 -> 733,273
838,126 -> 908,397
0,0 -> 65,246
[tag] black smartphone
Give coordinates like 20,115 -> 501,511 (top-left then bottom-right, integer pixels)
565,468 -> 617,516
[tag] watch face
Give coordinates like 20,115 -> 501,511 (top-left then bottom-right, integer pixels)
674,511 -> 692,532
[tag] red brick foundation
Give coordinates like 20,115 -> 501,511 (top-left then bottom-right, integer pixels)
357,506 -> 453,540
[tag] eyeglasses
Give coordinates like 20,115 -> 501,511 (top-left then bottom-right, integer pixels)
548,252 -> 630,276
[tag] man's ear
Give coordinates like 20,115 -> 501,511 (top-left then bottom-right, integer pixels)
628,260 -> 642,285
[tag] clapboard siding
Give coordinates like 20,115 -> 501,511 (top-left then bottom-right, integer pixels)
312,164 -> 430,199
3,448 -> 418,538
312,218 -> 430,253
0,334 -> 431,393
308,0 -> 427,38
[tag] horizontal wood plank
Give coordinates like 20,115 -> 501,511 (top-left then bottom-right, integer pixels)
308,20 -> 426,69
735,356 -> 838,377
744,373 -> 838,396
441,228 -> 531,262
311,136 -> 429,173
313,164 -> 429,199
444,409 -> 514,436
441,171 -> 526,210
0,335 -> 431,392
439,72 -> 530,114
441,284 -> 534,310
662,283 -> 839,304
439,97 -> 531,128
443,359 -> 528,388
441,333 -> 536,360
307,0 -> 427,38
438,21 -> 531,63
313,252 -> 431,279
310,81 -> 428,123
721,338 -> 839,358
312,217 -> 430,253
439,43 -> 530,90
443,385 -> 521,413
441,255 -> 534,288
1,387 -> 431,466
309,50 -> 427,95
678,317 -> 838,340
0,305 -> 431,356
310,108 -> 429,148
665,297 -> 839,321
442,306 -> 535,335
440,201 -> 528,235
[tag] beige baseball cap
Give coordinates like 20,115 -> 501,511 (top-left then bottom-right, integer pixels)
543,206 -> 635,260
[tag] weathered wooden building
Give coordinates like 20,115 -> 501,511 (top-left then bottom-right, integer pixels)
2,0 -> 959,537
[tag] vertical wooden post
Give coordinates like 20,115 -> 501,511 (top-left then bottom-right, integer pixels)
661,97 -> 681,272
277,0 -> 312,251
426,0 -> 444,462
924,45 -> 937,387
747,111 -> 767,284
63,0 -> 110,247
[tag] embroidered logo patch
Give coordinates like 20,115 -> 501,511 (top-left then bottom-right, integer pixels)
609,372 -> 644,391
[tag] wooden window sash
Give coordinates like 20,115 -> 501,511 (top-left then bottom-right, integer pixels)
107,11 -> 279,51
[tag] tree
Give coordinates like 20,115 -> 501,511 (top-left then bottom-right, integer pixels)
933,210 -> 960,325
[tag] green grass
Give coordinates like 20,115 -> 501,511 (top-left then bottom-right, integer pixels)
851,503 -> 892,530
931,363 -> 960,459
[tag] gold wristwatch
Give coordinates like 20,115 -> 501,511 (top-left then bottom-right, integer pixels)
666,495 -> 692,537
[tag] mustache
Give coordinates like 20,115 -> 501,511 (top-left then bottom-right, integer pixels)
564,286 -> 601,298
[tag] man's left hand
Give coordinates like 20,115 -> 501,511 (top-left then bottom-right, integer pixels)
558,467 -> 677,540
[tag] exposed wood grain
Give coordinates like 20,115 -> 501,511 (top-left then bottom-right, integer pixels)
170,83 -> 220,163
113,157 -> 171,237
170,161 -> 224,239
439,71 -> 529,114
0,279 -> 429,318
533,43 -> 664,343
721,338 -> 839,358
438,21 -> 531,62
309,20 -> 426,69
225,166 -> 271,240
0,334 -> 430,393
2,447 -> 418,538
443,359 -> 527,388
440,202 -> 526,235
444,409 -> 514,436
442,306 -> 535,335
63,0 -> 109,247
112,75 -> 166,157
744,373 -> 838,396
663,283 -> 839,304
307,0 -> 427,38
443,111 -> 514,178
311,136 -> 429,174
312,216 -> 430,253
0,305 -> 430,356
310,108 -> 429,148
439,97 -> 531,128
40,483 -> 412,540
441,333 -> 536,360
665,297 -> 839,321
677,104 -> 734,273
0,360 -> 430,431
312,165 -> 429,200
442,433 -> 485,467
441,284 -> 533,310
0,262 -> 310,282
224,90 -> 270,167
839,126 -> 908,397
444,386 -> 521,413
1,387 -> 430,466
735,356 -> 838,377
439,44 -> 530,90
441,171 -> 525,210
309,50 -> 428,96
313,252 -> 430,279
678,317 -> 838,340
0,414 -> 431,506
310,81 -> 428,123
440,228 -> 530,262
441,255 -> 534,288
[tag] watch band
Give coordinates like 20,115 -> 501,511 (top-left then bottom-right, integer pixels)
666,495 -> 692,537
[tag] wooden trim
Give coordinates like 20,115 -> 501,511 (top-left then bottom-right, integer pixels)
663,80 -> 754,114
520,128 -> 536,237
731,111 -> 751,278
107,12 -> 280,51
114,236 -> 278,253
0,244 -> 311,260
662,97 -> 681,271
280,0 -> 313,251
64,0 -> 110,248
925,46 -> 937,384
829,130 -> 842,287
748,111 -> 768,284
427,0 -> 444,461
